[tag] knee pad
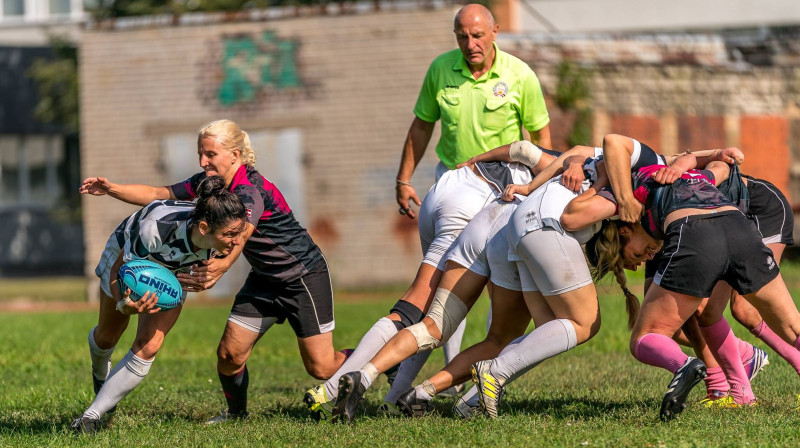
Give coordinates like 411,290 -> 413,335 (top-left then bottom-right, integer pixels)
389,300 -> 425,331
406,321 -> 440,352
509,141 -> 543,167
407,288 -> 469,352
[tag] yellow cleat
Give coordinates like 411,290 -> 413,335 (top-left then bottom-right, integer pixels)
303,385 -> 334,421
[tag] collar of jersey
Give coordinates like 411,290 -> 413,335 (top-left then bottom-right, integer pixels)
452,42 -> 502,82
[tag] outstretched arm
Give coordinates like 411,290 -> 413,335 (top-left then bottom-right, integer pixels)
80,177 -> 174,206
501,145 -> 596,201
663,147 -> 744,169
396,117 -> 435,219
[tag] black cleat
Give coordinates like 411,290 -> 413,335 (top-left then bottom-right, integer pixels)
331,372 -> 366,424
660,357 -> 707,422
396,388 -> 432,418
71,416 -> 102,435
92,376 -> 104,395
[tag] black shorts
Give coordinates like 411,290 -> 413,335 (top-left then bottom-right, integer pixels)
653,211 -> 780,298
230,258 -> 335,338
747,177 -> 794,246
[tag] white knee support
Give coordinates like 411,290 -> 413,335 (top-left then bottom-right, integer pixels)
509,141 -> 543,167
406,288 -> 469,352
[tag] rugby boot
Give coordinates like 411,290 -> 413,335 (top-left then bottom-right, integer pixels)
303,385 -> 334,421
453,395 -> 481,420
744,346 -> 770,382
472,360 -> 504,419
331,372 -> 366,424
205,409 -> 249,425
660,357 -> 707,422
396,388 -> 432,417
71,416 -> 102,435
377,402 -> 402,417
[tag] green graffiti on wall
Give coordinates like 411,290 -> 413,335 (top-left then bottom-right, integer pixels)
218,31 -> 301,106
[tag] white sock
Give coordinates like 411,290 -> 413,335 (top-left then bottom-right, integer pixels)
461,333 -> 524,407
490,319 -> 577,385
88,327 -> 115,381
323,317 -> 398,398
383,350 -> 431,404
359,362 -> 381,390
83,351 -> 153,420
413,380 -> 436,401
442,318 -> 467,365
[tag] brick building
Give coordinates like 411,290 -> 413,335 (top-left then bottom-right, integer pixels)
79,3 -> 800,299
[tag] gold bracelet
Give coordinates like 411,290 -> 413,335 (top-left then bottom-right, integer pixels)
395,179 -> 412,186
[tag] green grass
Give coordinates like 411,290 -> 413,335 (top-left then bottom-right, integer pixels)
4,267 -> 800,447
0,277 -> 87,302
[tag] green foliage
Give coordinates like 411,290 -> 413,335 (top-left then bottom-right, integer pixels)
554,60 -> 591,110
27,35 -> 79,134
554,60 -> 594,147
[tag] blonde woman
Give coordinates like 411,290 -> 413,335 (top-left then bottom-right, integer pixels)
80,119 -> 348,422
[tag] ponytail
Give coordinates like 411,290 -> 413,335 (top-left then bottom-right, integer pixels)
585,220 -> 640,330
193,175 -> 247,231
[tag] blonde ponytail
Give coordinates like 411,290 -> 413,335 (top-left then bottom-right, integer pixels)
198,119 -> 256,167
585,220 -> 640,329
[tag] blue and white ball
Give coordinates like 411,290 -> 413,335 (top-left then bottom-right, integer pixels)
117,259 -> 183,311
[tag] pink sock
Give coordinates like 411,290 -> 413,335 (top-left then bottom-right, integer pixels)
700,318 -> 756,404
754,320 -> 800,375
634,333 -> 688,374
703,366 -> 729,395
736,338 -> 755,364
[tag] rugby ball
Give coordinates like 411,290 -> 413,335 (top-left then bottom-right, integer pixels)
117,259 -> 183,311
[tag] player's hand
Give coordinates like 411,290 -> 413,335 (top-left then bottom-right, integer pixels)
79,177 -> 113,196
717,147 -> 744,165
651,166 -> 681,184
120,289 -> 161,315
561,161 -> 585,192
618,198 -> 643,223
396,184 -> 421,219
177,260 -> 228,292
502,184 -> 529,202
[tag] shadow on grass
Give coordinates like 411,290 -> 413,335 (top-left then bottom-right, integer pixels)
502,396 -> 652,420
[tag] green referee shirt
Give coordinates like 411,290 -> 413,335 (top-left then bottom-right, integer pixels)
413,43 -> 550,169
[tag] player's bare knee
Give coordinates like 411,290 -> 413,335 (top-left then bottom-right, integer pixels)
303,359 -> 334,380
132,337 -> 163,360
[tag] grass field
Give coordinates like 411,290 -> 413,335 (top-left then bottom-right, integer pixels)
3,269 -> 800,447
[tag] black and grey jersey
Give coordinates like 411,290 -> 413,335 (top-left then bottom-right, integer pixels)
113,200 -> 211,272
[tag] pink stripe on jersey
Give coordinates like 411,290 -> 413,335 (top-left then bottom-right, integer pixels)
229,165 -> 292,219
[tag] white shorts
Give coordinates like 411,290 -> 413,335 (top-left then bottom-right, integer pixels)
419,166 -> 495,270
515,228 -> 592,296
446,200 -> 522,291
95,233 -> 122,298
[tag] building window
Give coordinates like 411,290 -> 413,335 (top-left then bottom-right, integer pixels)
49,0 -> 71,15
2,0 -> 24,16
0,136 -> 68,209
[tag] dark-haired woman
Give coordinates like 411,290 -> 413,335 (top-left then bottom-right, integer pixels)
80,119 -> 348,423
584,158 -> 800,421
72,176 -> 247,433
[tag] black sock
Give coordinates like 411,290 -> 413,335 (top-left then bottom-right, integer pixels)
218,365 -> 249,415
